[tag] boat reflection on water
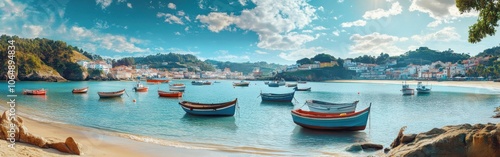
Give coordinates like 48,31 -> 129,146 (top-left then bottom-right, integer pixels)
290,126 -> 369,149
180,114 -> 238,131
97,97 -> 125,105
259,101 -> 295,107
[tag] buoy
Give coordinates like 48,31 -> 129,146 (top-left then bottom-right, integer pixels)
358,92 -> 360,94
133,99 -> 136,102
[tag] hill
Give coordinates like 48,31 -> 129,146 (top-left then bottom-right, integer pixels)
113,53 -> 215,71
204,60 -> 283,75
476,46 -> 500,57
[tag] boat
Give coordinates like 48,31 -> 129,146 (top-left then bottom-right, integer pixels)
23,89 -> 46,95
286,83 -> 297,87
192,80 -> 204,85
293,87 -> 311,91
202,81 -> 212,85
416,82 -> 431,94
260,91 -> 295,102
291,104 -> 371,131
494,79 -> 500,82
169,84 -> 186,91
214,81 -> 221,83
233,81 -> 250,87
133,81 -> 148,92
158,90 -> 183,97
306,100 -> 359,113
179,98 -> 237,116
297,81 -> 307,84
98,89 -> 126,98
278,78 -> 286,86
72,87 -> 88,93
146,77 -> 169,83
264,81 -> 269,85
401,81 -> 414,95
268,82 -> 279,87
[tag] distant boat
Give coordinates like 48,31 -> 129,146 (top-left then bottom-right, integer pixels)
133,81 -> 148,92
306,100 -> 358,113
23,89 -> 46,95
286,83 -> 297,87
416,82 -> 431,94
179,98 -> 237,116
98,89 -> 125,98
192,80 -> 204,85
297,81 -> 307,84
214,81 -> 221,83
233,81 -> 250,87
158,90 -> 183,97
264,81 -> 269,85
293,86 -> 311,91
401,81 -> 414,95
72,87 -> 88,94
202,81 -> 212,85
169,84 -> 186,91
278,78 -> 286,86
268,82 -> 279,87
260,91 -> 295,102
147,77 -> 169,83
291,104 -> 371,131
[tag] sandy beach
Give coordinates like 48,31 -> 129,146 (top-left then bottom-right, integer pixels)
327,80 -> 500,91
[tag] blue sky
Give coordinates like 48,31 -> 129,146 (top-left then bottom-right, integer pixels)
1,0 -> 499,65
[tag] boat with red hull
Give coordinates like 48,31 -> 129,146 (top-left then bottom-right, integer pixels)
291,104 -> 371,131
158,90 -> 183,97
23,89 -> 47,95
146,78 -> 169,83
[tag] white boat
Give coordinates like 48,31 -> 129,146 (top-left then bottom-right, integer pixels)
401,81 -> 414,95
416,82 -> 431,94
169,83 -> 186,91
306,100 -> 359,113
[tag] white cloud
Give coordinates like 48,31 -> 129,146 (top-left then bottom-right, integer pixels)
332,30 -> 340,36
157,12 -> 184,25
127,3 -> 132,8
278,47 -> 328,61
411,27 -> 460,44
168,2 -> 176,10
302,30 -> 313,33
349,32 -> 406,56
341,20 -> 366,27
255,50 -> 268,54
197,0 -> 318,51
213,55 -> 251,62
95,20 -> 109,29
22,25 -> 43,38
313,26 -> 327,30
70,26 -> 146,53
362,2 -> 402,19
185,27 -> 189,32
1,0 -> 27,20
198,0 -> 205,9
338,0 -> 344,3
239,0 -> 247,6
96,0 -> 113,9
178,10 -> 185,16
175,32 -> 181,35
318,6 -> 324,12
409,0 -> 478,27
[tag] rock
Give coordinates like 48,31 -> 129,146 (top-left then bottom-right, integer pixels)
19,130 -> 49,148
345,144 -> 362,152
48,142 -> 71,154
65,137 -> 81,155
388,123 -> 500,157
390,126 -> 407,148
493,112 -> 500,118
19,70 -> 66,82
346,143 -> 383,152
384,148 -> 391,153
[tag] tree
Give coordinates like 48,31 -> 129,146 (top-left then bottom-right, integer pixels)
456,0 -> 500,43
312,53 -> 336,62
296,58 -> 313,65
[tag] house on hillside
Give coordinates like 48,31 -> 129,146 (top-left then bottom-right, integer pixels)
319,61 -> 338,68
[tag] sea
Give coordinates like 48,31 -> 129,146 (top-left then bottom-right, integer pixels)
0,80 -> 499,156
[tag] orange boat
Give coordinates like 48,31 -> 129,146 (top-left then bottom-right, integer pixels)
158,90 -> 183,97
23,89 -> 47,95
146,78 -> 169,83
133,81 -> 148,92
72,87 -> 88,93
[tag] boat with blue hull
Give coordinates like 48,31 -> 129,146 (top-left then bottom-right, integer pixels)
179,99 -> 237,116
291,104 -> 371,131
260,91 -> 295,102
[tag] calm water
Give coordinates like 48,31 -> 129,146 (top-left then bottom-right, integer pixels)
1,80 -> 499,156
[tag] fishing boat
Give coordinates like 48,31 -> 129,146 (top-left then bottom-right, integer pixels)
146,77 -> 169,83
158,90 -> 183,97
286,83 -> 297,87
169,84 -> 186,91
72,87 -> 88,93
278,78 -> 286,86
416,82 -> 431,94
179,98 -> 237,116
233,81 -> 250,87
23,89 -> 46,95
192,80 -> 204,85
306,100 -> 359,113
202,81 -> 212,85
291,104 -> 371,131
268,82 -> 279,87
98,89 -> 126,98
297,80 -> 307,84
293,87 -> 311,91
260,91 -> 295,102
133,81 -> 148,92
401,81 -> 414,95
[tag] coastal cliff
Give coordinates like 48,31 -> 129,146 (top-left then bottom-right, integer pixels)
388,123 -> 500,157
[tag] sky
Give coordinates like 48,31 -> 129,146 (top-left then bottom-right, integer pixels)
1,0 -> 499,65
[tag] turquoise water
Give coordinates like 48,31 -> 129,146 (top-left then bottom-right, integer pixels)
1,80 -> 499,156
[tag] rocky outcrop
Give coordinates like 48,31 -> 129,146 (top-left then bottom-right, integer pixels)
0,111 -> 81,155
494,106 -> 500,118
18,70 -> 66,82
345,142 -> 384,152
388,123 -> 500,157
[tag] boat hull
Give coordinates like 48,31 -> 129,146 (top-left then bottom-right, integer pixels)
306,100 -> 358,113
294,87 -> 311,91
291,106 -> 370,131
98,89 -> 125,98
268,83 -> 279,87
169,86 -> 186,91
401,89 -> 414,95
261,92 -> 295,102
416,89 -> 431,93
133,87 -> 148,92
23,89 -> 46,95
158,91 -> 183,97
146,79 -> 169,83
181,104 -> 236,116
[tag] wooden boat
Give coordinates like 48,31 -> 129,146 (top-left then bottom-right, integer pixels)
23,89 -> 46,95
72,87 -> 88,93
179,98 -> 237,116
158,90 -> 183,97
416,82 -> 431,94
260,91 -> 295,102
291,104 -> 371,131
286,83 -> 297,87
98,89 -> 125,98
268,82 -> 279,87
306,100 -> 359,113
146,77 -> 169,83
202,81 -> 212,85
401,81 -> 414,95
297,81 -> 307,84
133,81 -> 148,92
293,87 -> 311,91
192,80 -> 204,85
233,81 -> 250,87
169,84 -> 186,91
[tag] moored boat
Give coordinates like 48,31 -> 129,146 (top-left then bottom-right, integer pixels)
72,87 -> 88,93
268,82 -> 279,87
297,81 -> 307,84
202,81 -> 212,85
23,89 -> 47,95
169,83 -> 186,91
401,81 -> 414,95
179,98 -> 237,116
260,91 -> 295,102
291,104 -> 371,131
293,87 -> 311,91
306,100 -> 358,113
98,89 -> 125,98
233,81 -> 250,87
146,77 -> 169,83
133,81 -> 148,92
158,90 -> 183,97
416,82 -> 431,94
286,83 -> 297,87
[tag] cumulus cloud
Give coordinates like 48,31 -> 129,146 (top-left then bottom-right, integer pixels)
96,0 -> 112,9
409,0 -> 478,27
411,27 -> 460,44
168,2 -> 176,9
332,30 -> 340,36
313,26 -> 327,30
196,12 -> 235,32
157,12 -> 184,25
349,32 -> 406,56
363,2 -> 402,19
341,20 -> 366,27
239,0 -> 247,6
278,47 -> 328,61
127,3 -> 132,8
22,25 -> 43,38
70,26 -> 146,53
255,50 -> 268,54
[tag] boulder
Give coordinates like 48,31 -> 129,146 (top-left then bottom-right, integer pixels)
65,137 -> 81,155
346,143 -> 383,152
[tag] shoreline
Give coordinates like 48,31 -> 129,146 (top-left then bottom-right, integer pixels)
326,80 -> 500,92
